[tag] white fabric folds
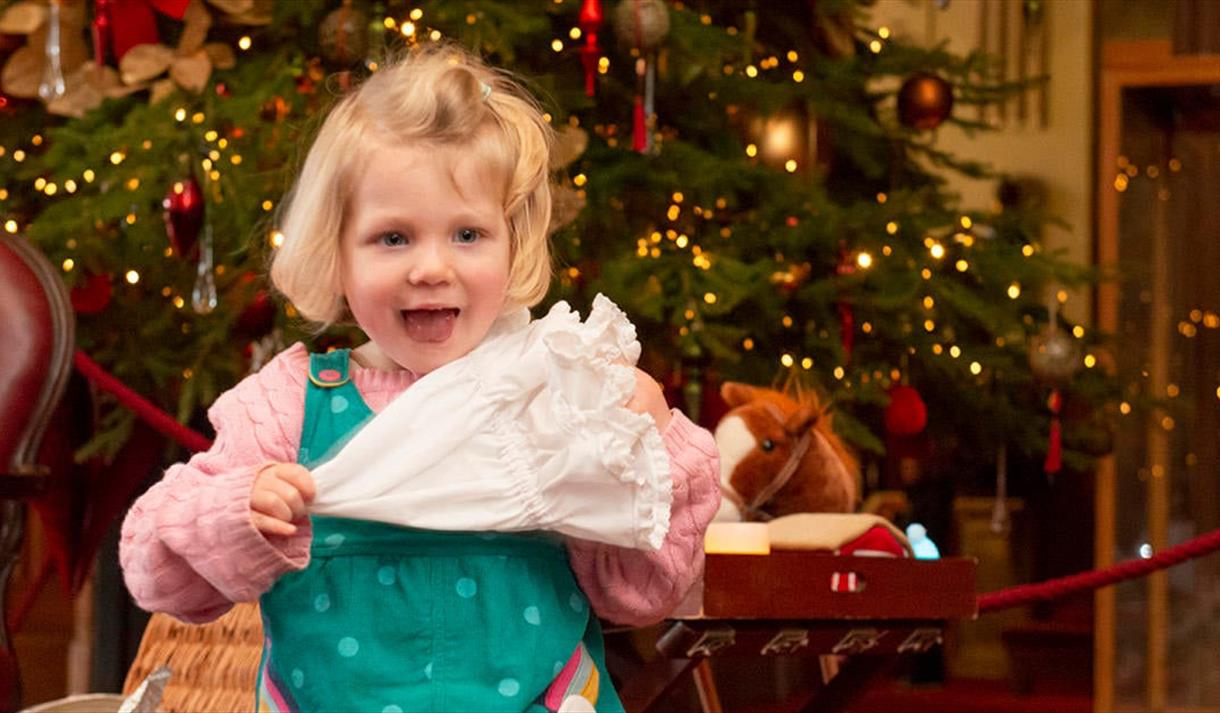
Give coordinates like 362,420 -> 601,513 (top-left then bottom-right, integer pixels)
309,294 -> 672,550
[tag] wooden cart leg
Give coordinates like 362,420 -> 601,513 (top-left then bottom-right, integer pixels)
797,655 -> 898,713
819,654 -> 841,684
617,657 -> 703,713
692,659 -> 724,713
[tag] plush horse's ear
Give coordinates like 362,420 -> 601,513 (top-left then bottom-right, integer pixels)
721,381 -> 765,408
784,404 -> 820,436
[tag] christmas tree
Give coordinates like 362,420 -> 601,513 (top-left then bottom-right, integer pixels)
0,0 -> 1116,493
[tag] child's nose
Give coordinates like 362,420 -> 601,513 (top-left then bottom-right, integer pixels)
407,242 -> 455,285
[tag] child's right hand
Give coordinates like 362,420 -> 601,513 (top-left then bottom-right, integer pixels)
250,463 -> 316,537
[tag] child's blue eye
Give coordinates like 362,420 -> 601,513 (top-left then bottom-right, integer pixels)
379,232 -> 406,247
454,228 -> 481,244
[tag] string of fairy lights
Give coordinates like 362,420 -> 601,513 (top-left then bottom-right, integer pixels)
0,1 -> 1216,416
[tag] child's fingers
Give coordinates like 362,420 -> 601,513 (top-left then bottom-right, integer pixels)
269,477 -> 309,520
251,510 -> 297,537
626,368 -> 672,430
275,464 -> 317,505
250,487 -> 295,523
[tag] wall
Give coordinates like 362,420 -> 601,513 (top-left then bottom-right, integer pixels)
867,0 -> 1095,322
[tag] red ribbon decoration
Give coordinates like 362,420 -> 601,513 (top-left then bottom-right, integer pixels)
578,0 -> 603,97
1044,388 -> 1062,475
632,96 -> 647,152
835,245 -> 855,361
92,0 -> 111,66
93,0 -> 191,65
629,0 -> 647,152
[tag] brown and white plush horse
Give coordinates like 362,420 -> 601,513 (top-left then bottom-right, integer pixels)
713,382 -> 858,522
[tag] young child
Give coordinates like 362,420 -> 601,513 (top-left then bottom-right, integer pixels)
120,45 -> 720,713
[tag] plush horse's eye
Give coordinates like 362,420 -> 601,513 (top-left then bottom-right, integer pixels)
760,439 -> 775,452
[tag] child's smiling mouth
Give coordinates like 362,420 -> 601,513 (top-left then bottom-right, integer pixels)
402,307 -> 459,342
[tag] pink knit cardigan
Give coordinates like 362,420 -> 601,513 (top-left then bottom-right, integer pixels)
119,343 -> 720,627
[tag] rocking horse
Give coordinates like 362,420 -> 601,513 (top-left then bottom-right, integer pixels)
712,381 -> 858,522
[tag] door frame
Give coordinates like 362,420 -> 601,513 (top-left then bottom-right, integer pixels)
1096,38 -> 1220,713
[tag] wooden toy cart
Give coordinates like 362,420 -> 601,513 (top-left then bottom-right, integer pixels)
617,552 -> 978,713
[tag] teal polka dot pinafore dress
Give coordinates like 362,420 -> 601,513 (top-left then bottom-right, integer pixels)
254,350 -> 624,713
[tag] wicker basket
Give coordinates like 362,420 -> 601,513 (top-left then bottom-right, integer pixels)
121,602 -> 264,713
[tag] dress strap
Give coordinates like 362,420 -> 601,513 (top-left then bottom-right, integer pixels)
299,349 -> 373,468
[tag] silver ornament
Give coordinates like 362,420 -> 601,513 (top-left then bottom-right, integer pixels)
1029,327 -> 1080,385
612,0 -> 670,52
319,3 -> 369,66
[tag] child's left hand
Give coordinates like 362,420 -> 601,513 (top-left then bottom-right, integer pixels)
625,368 -> 672,432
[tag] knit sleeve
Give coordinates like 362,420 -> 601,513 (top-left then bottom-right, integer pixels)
565,411 -> 720,627
119,344 -> 313,623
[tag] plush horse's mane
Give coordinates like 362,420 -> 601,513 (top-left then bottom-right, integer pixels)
773,379 -> 859,486
771,378 -> 858,490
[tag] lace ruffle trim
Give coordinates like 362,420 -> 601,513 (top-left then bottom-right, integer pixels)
493,294 -> 672,550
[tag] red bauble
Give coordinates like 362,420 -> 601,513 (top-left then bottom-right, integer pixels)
236,290 -> 277,339
885,384 -> 928,436
897,73 -> 954,130
162,176 -> 205,259
70,273 -> 113,314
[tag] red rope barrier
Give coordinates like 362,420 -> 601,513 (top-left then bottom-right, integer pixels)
71,348 -> 1220,615
73,350 -> 214,453
978,527 -> 1220,613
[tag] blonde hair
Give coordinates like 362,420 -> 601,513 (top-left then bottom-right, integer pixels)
270,44 -> 555,327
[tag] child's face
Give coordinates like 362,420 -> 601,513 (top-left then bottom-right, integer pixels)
340,142 -> 511,374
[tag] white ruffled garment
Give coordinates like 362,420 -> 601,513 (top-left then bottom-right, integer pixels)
309,294 -> 672,550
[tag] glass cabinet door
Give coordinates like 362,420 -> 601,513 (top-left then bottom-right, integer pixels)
1109,82 -> 1220,711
